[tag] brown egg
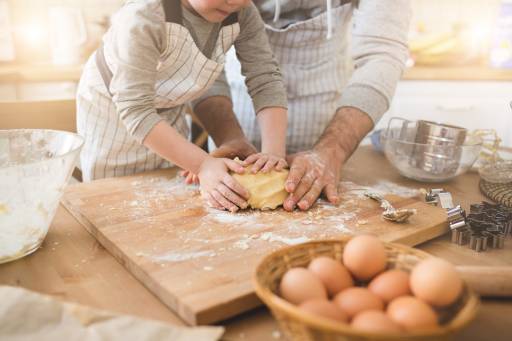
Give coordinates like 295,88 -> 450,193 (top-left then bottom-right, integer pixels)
410,258 -> 463,307
387,296 -> 438,331
333,287 -> 384,319
342,235 -> 387,281
368,269 -> 411,303
351,310 -> 402,334
308,257 -> 354,297
299,299 -> 348,323
279,267 -> 327,305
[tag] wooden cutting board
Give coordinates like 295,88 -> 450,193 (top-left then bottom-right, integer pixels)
61,169 -> 447,325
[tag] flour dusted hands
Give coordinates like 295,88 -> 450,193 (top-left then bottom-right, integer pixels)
198,156 -> 250,212
283,147 -> 342,211
243,153 -> 288,173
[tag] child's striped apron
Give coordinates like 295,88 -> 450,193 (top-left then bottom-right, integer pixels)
77,0 -> 239,181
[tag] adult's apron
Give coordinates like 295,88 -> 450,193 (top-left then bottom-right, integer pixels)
76,0 -> 239,181
224,1 -> 354,154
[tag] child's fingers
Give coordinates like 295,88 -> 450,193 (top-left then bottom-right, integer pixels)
243,153 -> 260,165
261,158 -> 278,173
222,174 -> 250,199
225,159 -> 245,174
252,156 -> 268,173
192,174 -> 199,184
212,189 -> 238,212
217,183 -> 248,209
179,170 -> 189,177
203,192 -> 222,210
185,172 -> 195,184
276,159 -> 288,171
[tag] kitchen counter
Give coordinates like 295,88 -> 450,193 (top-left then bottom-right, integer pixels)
2,63 -> 512,83
0,63 -> 83,82
0,146 -> 511,340
403,65 -> 512,81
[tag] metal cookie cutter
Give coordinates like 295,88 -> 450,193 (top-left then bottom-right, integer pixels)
451,226 -> 470,245
425,187 -> 511,252
465,201 -> 511,251
423,188 -> 455,209
447,205 -> 467,229
423,188 -> 445,205
469,232 -> 488,252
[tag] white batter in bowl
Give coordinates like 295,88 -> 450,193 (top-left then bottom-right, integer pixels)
0,129 -> 83,263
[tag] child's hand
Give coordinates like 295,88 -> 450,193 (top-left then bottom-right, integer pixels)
198,157 -> 249,212
243,153 -> 288,173
179,169 -> 199,185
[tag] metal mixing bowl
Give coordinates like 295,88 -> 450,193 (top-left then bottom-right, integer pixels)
0,129 -> 83,263
381,118 -> 482,182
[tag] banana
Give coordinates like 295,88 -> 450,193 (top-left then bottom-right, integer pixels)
409,31 -> 456,53
419,37 -> 460,56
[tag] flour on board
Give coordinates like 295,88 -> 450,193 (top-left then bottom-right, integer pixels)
111,176 -> 418,263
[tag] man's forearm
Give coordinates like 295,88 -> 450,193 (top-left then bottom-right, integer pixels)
193,96 -> 246,146
314,107 -> 374,163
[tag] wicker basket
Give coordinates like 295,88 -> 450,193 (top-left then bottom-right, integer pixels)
253,237 -> 479,341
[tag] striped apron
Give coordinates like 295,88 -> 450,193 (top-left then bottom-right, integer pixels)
224,1 -> 353,154
77,1 -> 240,181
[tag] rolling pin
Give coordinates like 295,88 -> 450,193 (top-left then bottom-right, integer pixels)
456,266 -> 512,297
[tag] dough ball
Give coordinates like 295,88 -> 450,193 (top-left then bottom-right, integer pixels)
231,161 -> 289,210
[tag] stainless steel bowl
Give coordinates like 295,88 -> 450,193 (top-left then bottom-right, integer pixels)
382,118 -> 482,182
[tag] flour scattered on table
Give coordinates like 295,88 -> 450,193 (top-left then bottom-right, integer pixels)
233,235 -> 253,250
147,250 -> 217,263
94,177 -> 421,266
260,232 -> 310,245
272,330 -> 282,339
208,209 -> 257,224
334,223 -> 350,232
340,180 -> 418,198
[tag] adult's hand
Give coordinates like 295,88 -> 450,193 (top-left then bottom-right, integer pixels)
210,137 -> 257,160
283,107 -> 374,211
283,146 -> 344,211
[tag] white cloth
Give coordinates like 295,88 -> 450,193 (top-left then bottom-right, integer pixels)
0,286 -> 224,341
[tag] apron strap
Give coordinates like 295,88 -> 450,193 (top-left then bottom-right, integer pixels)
201,11 -> 239,60
95,42 -> 114,97
95,0 -> 238,99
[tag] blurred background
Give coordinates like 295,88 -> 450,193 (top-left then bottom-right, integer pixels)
0,0 -> 511,145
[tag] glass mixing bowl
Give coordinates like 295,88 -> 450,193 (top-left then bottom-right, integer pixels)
382,128 -> 482,182
0,129 -> 83,263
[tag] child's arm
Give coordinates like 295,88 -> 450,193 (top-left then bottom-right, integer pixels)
233,3 -> 289,173
144,121 -> 249,212
242,107 -> 288,173
103,5 -> 249,212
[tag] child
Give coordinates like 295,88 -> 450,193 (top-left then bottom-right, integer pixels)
77,0 -> 288,212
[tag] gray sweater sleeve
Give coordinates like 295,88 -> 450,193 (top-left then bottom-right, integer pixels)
194,3 -> 288,113
235,3 -> 288,113
106,1 -> 165,143
338,0 -> 411,125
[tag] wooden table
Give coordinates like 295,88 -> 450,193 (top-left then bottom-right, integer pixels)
1,147 -> 511,340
